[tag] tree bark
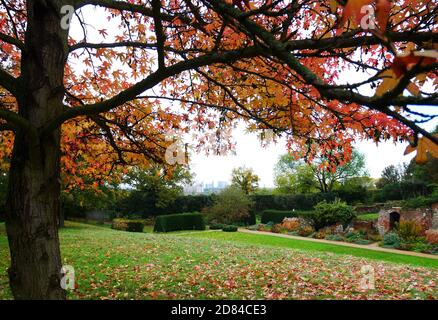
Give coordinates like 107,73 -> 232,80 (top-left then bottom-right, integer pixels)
5,0 -> 69,300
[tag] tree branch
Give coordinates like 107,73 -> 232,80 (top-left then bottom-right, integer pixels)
0,32 -> 24,51
43,45 -> 264,135
0,68 -> 20,96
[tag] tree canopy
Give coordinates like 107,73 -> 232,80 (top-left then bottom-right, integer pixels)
275,149 -> 368,193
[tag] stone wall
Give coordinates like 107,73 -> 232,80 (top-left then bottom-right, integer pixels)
377,206 -> 437,236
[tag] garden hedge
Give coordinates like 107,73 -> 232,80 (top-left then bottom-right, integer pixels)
260,209 -> 314,224
222,225 -> 238,232
154,212 -> 206,232
111,218 -> 145,232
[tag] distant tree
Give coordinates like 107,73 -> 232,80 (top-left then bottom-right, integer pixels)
231,167 -> 260,195
376,164 -> 406,188
274,155 -> 318,194
120,165 -> 193,215
275,150 -> 368,193
207,186 -> 252,225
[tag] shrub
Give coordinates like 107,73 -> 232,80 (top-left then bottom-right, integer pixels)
270,224 -> 284,233
325,234 -> 344,241
402,194 -> 438,209
313,230 -> 328,239
154,212 -> 206,232
209,223 -> 224,230
246,224 -> 260,231
411,241 -> 432,253
111,218 -> 145,232
312,200 -> 356,230
344,230 -> 371,244
297,225 -> 314,237
425,230 -> 438,244
222,225 -> 238,232
207,186 -> 253,225
396,221 -> 423,242
280,218 -> 301,231
383,232 -> 401,248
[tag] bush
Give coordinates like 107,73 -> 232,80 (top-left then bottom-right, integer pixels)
402,194 -> 438,209
383,232 -> 401,248
325,234 -> 344,241
425,230 -> 438,244
222,225 -> 238,232
312,200 -> 356,230
209,223 -> 224,230
344,230 -> 371,244
297,225 -> 314,237
207,186 -> 253,225
154,212 -> 206,232
111,218 -> 145,232
374,182 -> 432,202
396,221 -> 423,242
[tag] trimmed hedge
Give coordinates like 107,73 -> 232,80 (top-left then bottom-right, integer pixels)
209,223 -> 224,230
261,209 -> 314,224
111,218 -> 145,232
222,225 -> 238,232
251,193 -> 336,212
261,210 -> 295,224
154,212 -> 206,232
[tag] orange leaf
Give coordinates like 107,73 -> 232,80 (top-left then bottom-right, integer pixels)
404,135 -> 438,164
375,0 -> 391,30
340,0 -> 374,27
392,52 -> 437,78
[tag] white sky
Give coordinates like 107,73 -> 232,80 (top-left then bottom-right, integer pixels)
189,115 -> 437,188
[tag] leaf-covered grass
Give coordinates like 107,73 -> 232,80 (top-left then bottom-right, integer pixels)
356,213 -> 379,221
183,231 -> 438,269
0,222 -> 437,300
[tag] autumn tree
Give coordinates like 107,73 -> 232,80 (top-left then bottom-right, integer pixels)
231,166 -> 260,194
0,0 -> 437,299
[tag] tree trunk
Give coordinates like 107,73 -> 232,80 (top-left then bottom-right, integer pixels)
5,0 -> 69,299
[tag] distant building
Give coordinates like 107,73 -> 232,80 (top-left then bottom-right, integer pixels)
183,180 -> 229,195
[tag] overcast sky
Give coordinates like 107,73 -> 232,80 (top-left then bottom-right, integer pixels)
189,114 -> 437,188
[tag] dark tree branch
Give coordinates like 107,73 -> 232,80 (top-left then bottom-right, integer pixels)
0,32 -> 24,50
152,0 -> 166,70
43,45 -> 264,135
0,68 -> 20,96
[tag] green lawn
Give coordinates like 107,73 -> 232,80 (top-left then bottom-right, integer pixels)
0,222 -> 437,300
181,231 -> 438,269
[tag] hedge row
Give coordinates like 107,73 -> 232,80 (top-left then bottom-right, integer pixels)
260,210 -> 313,224
251,193 -> 336,212
154,212 -> 206,232
111,218 -> 145,232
